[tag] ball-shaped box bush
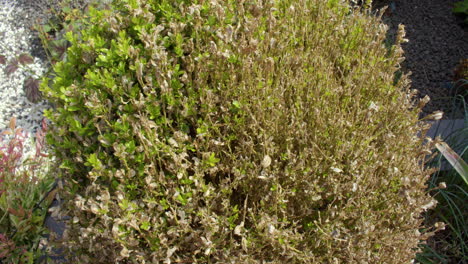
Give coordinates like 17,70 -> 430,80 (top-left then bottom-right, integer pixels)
41,0 -> 438,262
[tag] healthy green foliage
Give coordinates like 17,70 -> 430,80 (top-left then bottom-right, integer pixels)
42,0 -> 440,262
453,1 -> 468,16
453,0 -> 468,24
36,0 -> 106,67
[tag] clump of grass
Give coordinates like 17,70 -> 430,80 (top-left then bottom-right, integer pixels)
416,97 -> 468,264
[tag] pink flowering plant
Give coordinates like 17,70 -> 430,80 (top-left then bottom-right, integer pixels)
0,117 -> 56,263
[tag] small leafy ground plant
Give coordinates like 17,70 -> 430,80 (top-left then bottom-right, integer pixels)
453,0 -> 468,24
0,118 -> 56,263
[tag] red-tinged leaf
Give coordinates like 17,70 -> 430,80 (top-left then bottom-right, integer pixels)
41,118 -> 48,131
24,77 -> 42,103
18,53 -> 34,65
5,60 -> 19,75
0,235 -> 15,258
38,152 -> 49,158
9,117 -> 16,131
18,206 -> 26,219
0,55 -> 6,65
1,130 -> 12,136
7,208 -> 22,218
14,127 -> 24,136
35,132 -> 45,155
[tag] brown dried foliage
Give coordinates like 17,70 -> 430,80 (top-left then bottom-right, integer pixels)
43,0 -> 440,263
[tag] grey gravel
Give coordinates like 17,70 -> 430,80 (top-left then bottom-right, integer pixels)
0,0 -> 53,158
0,0 -> 65,259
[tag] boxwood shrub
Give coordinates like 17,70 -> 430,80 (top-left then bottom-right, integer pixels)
41,0 -> 439,262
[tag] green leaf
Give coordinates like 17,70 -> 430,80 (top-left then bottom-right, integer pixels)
111,180 -> 119,189
435,142 -> 468,187
85,153 -> 102,169
453,1 -> 468,14
140,221 -> 151,231
119,199 -> 129,211
61,6 -> 72,14
205,153 -> 220,167
42,24 -> 52,33
176,193 -> 188,205
67,105 -> 81,111
59,160 -> 74,170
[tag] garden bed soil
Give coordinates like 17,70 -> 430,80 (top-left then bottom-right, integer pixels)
375,0 -> 468,119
